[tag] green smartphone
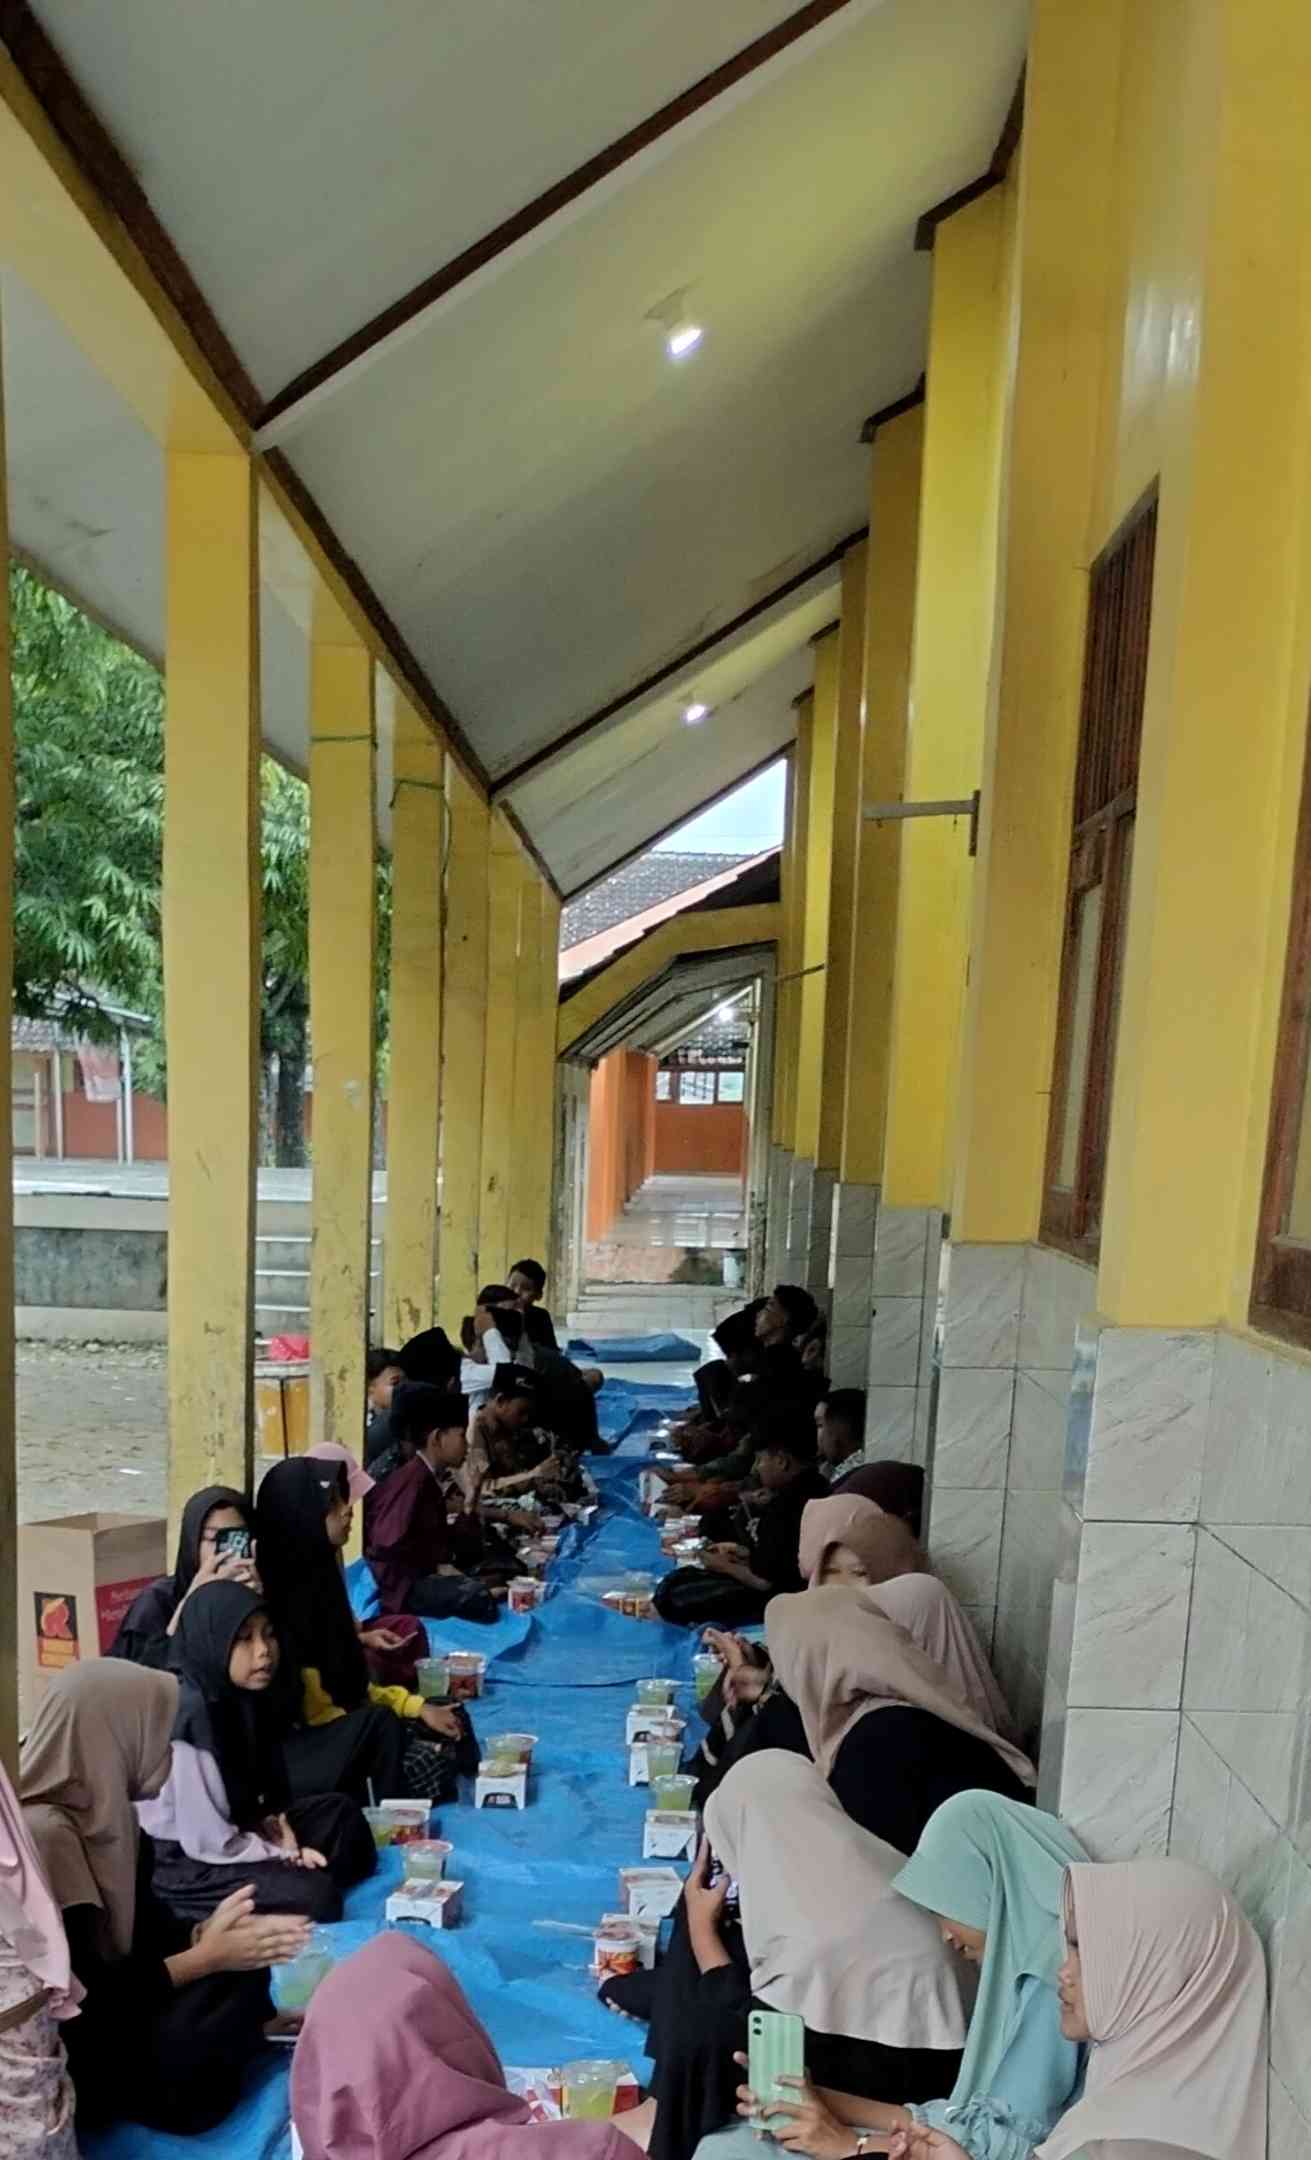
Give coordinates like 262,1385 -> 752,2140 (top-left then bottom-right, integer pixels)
747,2007 -> 806,2131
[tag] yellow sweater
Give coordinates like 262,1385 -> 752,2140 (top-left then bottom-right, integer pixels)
300,1666 -> 423,1726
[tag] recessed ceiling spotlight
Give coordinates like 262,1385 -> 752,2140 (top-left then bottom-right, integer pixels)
666,322 -> 703,361
683,701 -> 709,725
647,287 -> 704,365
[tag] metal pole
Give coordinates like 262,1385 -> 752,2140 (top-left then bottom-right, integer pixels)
50,1051 -> 64,1160
120,1029 -> 136,1164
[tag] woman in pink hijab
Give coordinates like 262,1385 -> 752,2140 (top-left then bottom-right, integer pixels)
888,1857 -> 1267,2160
0,1757 -> 80,2158
293,1935 -> 645,2160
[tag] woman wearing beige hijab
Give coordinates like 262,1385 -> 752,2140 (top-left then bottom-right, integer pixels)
869,1575 -> 1019,1745
648,1753 -> 969,2160
888,1858 -> 1266,2160
764,1587 -> 1034,1856
21,1662 -> 308,2135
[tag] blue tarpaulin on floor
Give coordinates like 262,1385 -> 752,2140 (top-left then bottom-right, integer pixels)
567,1333 -> 701,1363
87,1386 -> 697,2160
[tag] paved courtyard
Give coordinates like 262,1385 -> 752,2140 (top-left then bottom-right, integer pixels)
16,1341 -> 167,1524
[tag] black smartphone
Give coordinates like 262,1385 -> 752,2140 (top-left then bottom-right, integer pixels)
214,1526 -> 251,1561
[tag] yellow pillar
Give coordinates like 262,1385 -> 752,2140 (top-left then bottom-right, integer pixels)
384,704 -> 444,1342
0,329 -> 17,1771
882,185 -> 1013,1208
816,545 -> 869,1172
441,765 -> 491,1323
308,631 -> 376,1444
952,1 -> 1126,1243
476,815 -> 523,1290
771,751 -> 800,1152
163,450 -> 260,1518
840,408 -> 924,1187
1100,0 -> 1311,1325
508,872 -> 559,1267
793,638 -> 838,1164
534,885 -> 563,1266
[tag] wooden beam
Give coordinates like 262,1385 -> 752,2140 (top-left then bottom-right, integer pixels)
492,529 -> 864,800
860,374 -> 925,445
257,0 -> 868,437
914,69 -> 1026,253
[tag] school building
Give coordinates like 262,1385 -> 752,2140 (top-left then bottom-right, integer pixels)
0,4 -> 1309,2143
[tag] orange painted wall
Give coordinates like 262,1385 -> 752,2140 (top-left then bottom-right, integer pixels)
586,1050 -> 656,1239
653,1101 -> 747,1177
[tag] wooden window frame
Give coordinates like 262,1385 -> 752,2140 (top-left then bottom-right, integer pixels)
1041,489 -> 1157,1262
1251,700 -> 1311,1346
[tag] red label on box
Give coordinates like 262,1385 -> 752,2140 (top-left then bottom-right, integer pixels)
95,1575 -> 156,1653
34,1591 -> 79,1670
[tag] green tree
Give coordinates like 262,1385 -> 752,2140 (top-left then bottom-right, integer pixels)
10,562 -> 391,1167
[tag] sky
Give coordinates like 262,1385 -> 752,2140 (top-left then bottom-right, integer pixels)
655,758 -> 786,854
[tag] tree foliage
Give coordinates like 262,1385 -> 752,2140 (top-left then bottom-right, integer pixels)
9,563 -> 392,1165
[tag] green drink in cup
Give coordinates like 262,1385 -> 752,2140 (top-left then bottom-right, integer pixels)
416,1657 -> 449,1700
645,1741 -> 681,1782
363,1807 -> 396,1848
563,2061 -> 621,2121
693,1652 -> 721,1704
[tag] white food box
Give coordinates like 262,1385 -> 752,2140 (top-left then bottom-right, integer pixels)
619,1865 -> 685,1920
626,1705 -> 686,1747
475,1765 -> 528,1809
643,1808 -> 698,1861
385,1878 -> 464,1928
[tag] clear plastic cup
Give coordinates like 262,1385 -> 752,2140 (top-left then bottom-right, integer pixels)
563,2060 -> 622,2121
363,1807 -> 396,1847
693,1652 -> 722,1703
644,1741 -> 681,1782
651,1774 -> 696,1812
636,1677 -> 676,1708
402,1838 -> 452,1881
270,1937 -> 334,2012
415,1657 -> 450,1700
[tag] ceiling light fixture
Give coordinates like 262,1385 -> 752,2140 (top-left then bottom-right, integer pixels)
683,701 -> 709,726
666,322 -> 703,361
647,287 -> 704,365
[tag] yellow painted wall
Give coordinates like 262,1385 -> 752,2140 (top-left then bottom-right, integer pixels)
952,2 -> 1127,1244
1075,0 -> 1311,1328
771,751 -> 799,1151
841,406 -> 923,1188
794,641 -> 838,1162
882,183 -> 1016,1209
817,545 -> 869,1172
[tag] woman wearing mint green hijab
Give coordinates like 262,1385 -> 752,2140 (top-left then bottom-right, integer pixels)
888,1792 -> 1088,2160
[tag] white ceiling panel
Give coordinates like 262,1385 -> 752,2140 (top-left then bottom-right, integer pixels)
29,0 -> 812,394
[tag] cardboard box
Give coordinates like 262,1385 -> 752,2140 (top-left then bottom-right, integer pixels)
18,1513 -> 166,1722
385,1878 -> 463,1928
643,1809 -> 697,1861
475,1765 -> 528,1809
619,1866 -> 684,1920
626,1706 -> 686,1747
254,1363 -> 310,1456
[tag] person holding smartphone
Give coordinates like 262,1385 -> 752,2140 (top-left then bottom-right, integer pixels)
110,1485 -> 259,1671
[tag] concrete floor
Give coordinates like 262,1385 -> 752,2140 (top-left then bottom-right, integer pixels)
600,1172 -> 746,1249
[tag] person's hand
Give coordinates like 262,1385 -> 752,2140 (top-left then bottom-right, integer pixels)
196,1886 -> 311,1974
684,1837 -> 730,1932
704,1549 -> 748,1580
886,2134 -> 969,2160
168,1547 -> 259,1631
292,1846 -> 328,1871
420,1702 -> 463,1740
270,1812 -> 303,1859
359,1626 -> 406,1651
725,1661 -> 769,1708
734,2068 -> 867,2158
702,1628 -> 747,1670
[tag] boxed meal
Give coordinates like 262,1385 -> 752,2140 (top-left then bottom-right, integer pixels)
475,1762 -> 528,1809
643,1810 -> 698,1861
385,1878 -> 463,1928
618,1866 -> 685,1920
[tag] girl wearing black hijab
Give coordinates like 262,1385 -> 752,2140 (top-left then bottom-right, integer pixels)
110,1484 -> 257,1668
141,1580 -> 375,1928
255,1457 -> 473,1803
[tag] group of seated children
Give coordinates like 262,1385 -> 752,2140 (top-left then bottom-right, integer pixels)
0,1268 -> 1267,2160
